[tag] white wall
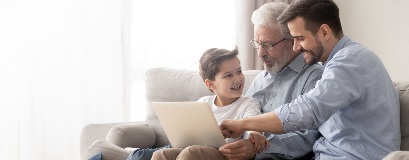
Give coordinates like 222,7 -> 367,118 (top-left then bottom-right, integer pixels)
334,0 -> 409,81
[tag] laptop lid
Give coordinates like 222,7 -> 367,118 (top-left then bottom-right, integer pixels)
153,101 -> 226,148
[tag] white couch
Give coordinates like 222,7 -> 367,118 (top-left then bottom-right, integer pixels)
80,67 -> 409,159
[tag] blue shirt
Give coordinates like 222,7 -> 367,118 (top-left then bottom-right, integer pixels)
246,54 -> 323,159
275,35 -> 401,159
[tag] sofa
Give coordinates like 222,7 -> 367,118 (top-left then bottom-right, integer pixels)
80,67 -> 409,160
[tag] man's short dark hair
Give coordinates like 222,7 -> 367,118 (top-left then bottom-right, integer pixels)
199,47 -> 239,81
278,0 -> 343,38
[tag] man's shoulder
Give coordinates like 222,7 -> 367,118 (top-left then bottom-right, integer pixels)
333,44 -> 379,67
335,41 -> 371,59
302,63 -> 323,76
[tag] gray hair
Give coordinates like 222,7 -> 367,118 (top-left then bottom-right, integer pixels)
251,2 -> 292,39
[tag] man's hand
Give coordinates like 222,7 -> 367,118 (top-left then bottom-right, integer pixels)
248,131 -> 268,153
220,119 -> 245,139
219,139 -> 256,160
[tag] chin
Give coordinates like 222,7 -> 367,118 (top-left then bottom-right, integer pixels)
305,58 -> 317,65
232,91 -> 243,97
265,66 -> 280,74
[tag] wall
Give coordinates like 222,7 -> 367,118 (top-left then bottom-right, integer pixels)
334,0 -> 409,81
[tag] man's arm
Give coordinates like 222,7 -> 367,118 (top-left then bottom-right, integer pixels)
220,107 -> 320,159
220,112 -> 284,139
219,129 -> 319,160
258,129 -> 320,159
244,112 -> 284,133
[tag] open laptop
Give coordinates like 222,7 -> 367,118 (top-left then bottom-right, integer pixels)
153,101 -> 227,148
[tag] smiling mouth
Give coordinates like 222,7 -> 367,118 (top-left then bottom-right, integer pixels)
301,49 -> 310,55
231,84 -> 241,90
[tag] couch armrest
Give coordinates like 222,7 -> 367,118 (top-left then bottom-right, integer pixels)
106,123 -> 156,148
80,122 -> 147,159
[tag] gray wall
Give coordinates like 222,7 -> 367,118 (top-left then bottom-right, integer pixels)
334,0 -> 409,81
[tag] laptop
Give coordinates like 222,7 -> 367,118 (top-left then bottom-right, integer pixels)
153,101 -> 227,148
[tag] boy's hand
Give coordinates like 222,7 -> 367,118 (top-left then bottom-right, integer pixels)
220,119 -> 245,139
248,131 -> 268,153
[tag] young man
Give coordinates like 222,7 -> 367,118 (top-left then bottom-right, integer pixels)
153,2 -> 323,160
220,0 -> 400,159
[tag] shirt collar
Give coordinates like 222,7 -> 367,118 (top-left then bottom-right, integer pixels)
287,53 -> 305,73
263,53 -> 305,77
323,35 -> 351,68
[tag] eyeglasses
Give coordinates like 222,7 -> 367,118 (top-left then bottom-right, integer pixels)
250,38 -> 287,51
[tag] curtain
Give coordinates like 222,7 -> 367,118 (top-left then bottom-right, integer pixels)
0,0 -> 127,159
129,0 -> 236,121
234,0 -> 294,70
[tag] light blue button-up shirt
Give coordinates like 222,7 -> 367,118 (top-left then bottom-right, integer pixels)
246,54 -> 323,159
275,35 -> 401,159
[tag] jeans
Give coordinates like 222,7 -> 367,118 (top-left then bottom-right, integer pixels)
127,145 -> 172,160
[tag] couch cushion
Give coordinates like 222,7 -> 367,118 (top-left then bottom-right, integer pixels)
394,81 -> 409,150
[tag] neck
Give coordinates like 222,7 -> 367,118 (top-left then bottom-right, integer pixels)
321,34 -> 344,64
214,96 -> 239,107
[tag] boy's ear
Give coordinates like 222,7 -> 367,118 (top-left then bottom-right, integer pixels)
205,79 -> 215,91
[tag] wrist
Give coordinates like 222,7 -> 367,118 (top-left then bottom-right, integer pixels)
241,118 -> 252,131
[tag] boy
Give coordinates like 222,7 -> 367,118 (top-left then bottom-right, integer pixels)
129,47 -> 267,160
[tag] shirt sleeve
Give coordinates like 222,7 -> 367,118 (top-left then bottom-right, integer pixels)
275,51 -> 364,132
257,129 -> 320,159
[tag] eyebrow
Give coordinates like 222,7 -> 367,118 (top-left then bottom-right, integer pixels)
222,67 -> 242,76
236,67 -> 242,72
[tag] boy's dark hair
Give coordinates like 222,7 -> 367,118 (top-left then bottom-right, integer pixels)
199,47 -> 239,82
278,0 -> 343,38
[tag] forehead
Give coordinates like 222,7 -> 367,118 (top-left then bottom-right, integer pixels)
254,26 -> 281,41
287,17 -> 310,37
218,58 -> 240,73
